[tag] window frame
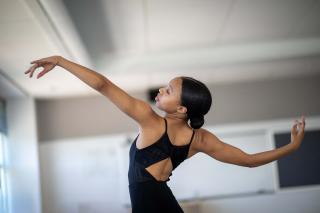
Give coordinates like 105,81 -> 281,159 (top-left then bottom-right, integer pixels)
0,133 -> 8,213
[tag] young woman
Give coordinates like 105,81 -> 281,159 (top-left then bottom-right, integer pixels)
25,56 -> 306,213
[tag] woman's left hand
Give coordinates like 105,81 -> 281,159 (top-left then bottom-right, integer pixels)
290,115 -> 306,151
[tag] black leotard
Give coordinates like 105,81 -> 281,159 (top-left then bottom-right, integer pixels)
128,118 -> 195,212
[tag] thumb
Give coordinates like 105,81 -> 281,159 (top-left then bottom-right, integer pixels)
37,70 -> 46,79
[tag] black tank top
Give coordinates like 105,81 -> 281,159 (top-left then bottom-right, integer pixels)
128,118 -> 195,185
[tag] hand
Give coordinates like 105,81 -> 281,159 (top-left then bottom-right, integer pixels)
24,56 -> 61,79
290,115 -> 306,151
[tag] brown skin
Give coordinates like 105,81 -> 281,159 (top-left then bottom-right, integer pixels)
25,56 -> 306,181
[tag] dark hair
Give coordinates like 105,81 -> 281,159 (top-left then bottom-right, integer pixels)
180,76 -> 212,129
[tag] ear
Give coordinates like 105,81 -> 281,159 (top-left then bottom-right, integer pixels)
177,105 -> 187,114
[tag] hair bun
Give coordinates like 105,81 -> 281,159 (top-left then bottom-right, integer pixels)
189,114 -> 204,129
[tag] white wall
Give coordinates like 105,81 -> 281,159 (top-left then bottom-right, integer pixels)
39,116 -> 320,213
5,97 -> 42,213
39,134 -> 127,213
36,74 -> 320,142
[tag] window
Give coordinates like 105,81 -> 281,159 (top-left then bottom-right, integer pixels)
0,98 -> 8,213
0,133 -> 8,212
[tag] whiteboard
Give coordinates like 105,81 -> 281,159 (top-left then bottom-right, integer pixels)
40,134 -> 128,213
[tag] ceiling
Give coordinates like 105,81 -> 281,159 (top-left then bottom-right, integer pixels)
1,0 -> 320,99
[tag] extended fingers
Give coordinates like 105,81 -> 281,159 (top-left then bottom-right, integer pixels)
24,64 -> 39,77
298,116 -> 306,128
295,116 -> 305,125
296,116 -> 306,134
24,64 -> 35,74
291,116 -> 306,138
301,115 -> 306,126
24,64 -> 33,74
291,123 -> 298,134
24,69 -> 31,74
300,116 -> 306,133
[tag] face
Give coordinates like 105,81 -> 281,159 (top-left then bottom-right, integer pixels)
155,77 -> 187,114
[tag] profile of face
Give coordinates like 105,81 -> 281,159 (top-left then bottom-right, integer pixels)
155,77 -> 187,115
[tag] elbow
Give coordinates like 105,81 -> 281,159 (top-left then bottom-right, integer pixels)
248,163 -> 256,168
246,154 -> 256,168
96,80 -> 107,91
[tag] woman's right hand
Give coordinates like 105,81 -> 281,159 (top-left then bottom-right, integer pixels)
24,56 -> 61,79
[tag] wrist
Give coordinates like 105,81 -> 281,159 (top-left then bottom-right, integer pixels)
288,142 -> 298,152
56,56 -> 64,66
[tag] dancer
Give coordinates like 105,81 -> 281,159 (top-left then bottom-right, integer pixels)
25,56 -> 306,213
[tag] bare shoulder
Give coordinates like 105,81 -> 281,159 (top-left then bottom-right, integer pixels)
192,128 -> 222,154
137,105 -> 163,129
135,114 -> 167,149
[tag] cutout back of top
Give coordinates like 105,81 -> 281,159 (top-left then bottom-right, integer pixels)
128,118 -> 195,184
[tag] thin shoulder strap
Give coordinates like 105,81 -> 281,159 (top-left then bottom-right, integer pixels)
189,129 -> 195,144
164,117 -> 168,132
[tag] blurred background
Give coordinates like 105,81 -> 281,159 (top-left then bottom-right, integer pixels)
0,0 -> 320,212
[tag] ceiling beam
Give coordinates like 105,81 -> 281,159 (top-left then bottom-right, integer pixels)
102,37 -> 320,73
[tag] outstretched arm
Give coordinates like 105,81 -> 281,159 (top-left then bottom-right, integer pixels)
197,128 -> 251,167
25,56 -> 157,125
197,116 -> 305,168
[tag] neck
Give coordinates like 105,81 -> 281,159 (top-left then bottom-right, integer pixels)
164,112 -> 188,124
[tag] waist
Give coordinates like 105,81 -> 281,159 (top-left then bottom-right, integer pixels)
129,179 -> 168,189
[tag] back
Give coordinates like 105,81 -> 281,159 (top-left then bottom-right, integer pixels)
128,117 -> 197,184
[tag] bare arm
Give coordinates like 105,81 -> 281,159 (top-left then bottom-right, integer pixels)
198,116 -> 305,168
25,56 -> 157,125
197,128 -> 251,167
58,56 -> 106,90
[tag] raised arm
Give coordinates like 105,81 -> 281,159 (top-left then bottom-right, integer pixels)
197,116 -> 305,168
25,56 -> 157,125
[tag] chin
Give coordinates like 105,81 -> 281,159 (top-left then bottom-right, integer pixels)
155,101 -> 161,108
155,101 -> 164,111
